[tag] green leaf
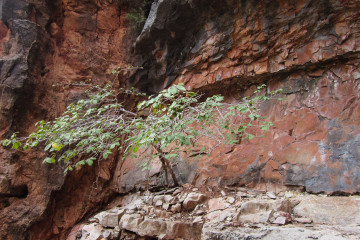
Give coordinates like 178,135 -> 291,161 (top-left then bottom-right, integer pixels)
177,84 -> 186,91
168,86 -> 179,95
12,141 -> 21,150
43,157 -> 56,164
52,142 -> 63,151
2,139 -> 11,147
133,145 -> 138,153
237,126 -> 244,133
261,125 -> 269,131
110,143 -> 118,150
78,160 -> 86,165
165,153 -> 178,159
44,143 -> 52,151
75,160 -> 86,169
248,134 -> 254,140
249,114 -> 259,121
86,158 -> 95,166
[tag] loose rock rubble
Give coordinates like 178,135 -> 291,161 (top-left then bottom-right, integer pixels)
70,186 -> 360,240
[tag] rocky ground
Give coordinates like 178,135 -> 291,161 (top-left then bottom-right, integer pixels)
67,185 -> 360,240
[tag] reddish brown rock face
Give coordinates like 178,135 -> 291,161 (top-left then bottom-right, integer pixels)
129,0 -> 360,194
1,0 -> 360,239
0,0 -> 133,239
193,63 -> 360,194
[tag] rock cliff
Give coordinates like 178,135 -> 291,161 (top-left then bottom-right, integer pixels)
0,0 -> 359,239
128,0 -> 360,194
0,0 -> 133,239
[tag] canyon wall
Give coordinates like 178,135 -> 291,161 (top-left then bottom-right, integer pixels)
0,0 -> 132,239
0,0 -> 359,239
126,0 -> 360,194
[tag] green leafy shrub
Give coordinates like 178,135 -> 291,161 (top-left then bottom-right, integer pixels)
2,85 -> 138,172
2,83 -> 282,185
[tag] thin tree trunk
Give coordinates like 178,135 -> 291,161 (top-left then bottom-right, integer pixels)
154,145 -> 179,186
163,157 -> 179,186
161,157 -> 169,186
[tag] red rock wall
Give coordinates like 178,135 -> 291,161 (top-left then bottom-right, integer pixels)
0,0 -> 134,239
126,0 -> 360,194
184,0 -> 360,194
1,0 -> 360,239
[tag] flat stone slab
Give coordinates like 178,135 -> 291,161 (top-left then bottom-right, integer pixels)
293,196 -> 360,226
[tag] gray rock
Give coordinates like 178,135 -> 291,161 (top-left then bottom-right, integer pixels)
183,192 -> 207,211
164,195 -> 175,203
120,214 -> 202,240
266,192 -> 277,199
162,202 -> 170,210
124,198 -> 145,211
202,223 -> 360,240
272,216 -> 287,225
153,194 -> 174,206
206,208 -> 235,223
269,211 -> 292,225
234,199 -> 291,224
227,197 -> 236,204
170,203 -> 182,213
154,199 -> 164,207
208,197 -> 230,211
79,223 -> 119,240
80,223 -> 103,240
293,196 -> 360,226
193,216 -> 203,223
91,207 -> 125,228
294,217 -> 313,224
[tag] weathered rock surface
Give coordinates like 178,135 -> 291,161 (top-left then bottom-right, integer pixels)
182,192 -> 206,211
70,187 -> 360,240
126,0 -> 360,194
0,0 -> 134,239
0,1 -> 63,239
80,223 -> 120,240
202,224 -> 360,240
90,207 -> 126,228
293,196 -> 360,226
234,199 -> 291,224
120,214 -> 203,240
1,0 -> 360,239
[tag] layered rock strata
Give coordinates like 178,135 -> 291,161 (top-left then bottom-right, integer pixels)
0,0 -> 360,239
70,186 -> 360,239
124,0 -> 360,194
